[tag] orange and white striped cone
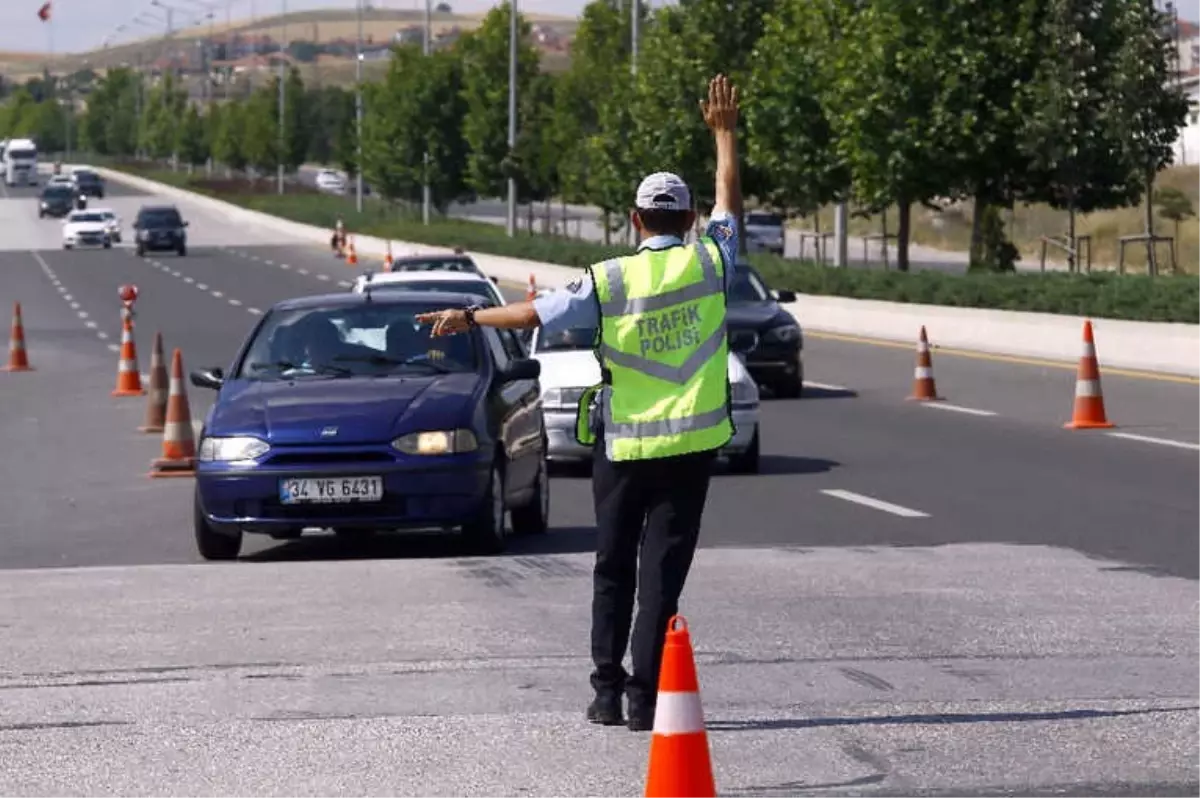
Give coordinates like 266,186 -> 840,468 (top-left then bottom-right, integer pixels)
149,348 -> 196,478
139,331 -> 169,433
644,616 -> 717,798
1064,320 -> 1115,429
112,310 -> 146,397
347,238 -> 358,266
2,301 -> 33,372
906,325 -> 943,401
383,241 -> 394,272
525,273 -> 537,301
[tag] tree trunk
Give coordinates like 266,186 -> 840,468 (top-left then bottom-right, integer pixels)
603,211 -> 611,246
969,194 -> 986,269
1067,201 -> 1077,273
1144,169 -> 1157,276
896,202 -> 910,273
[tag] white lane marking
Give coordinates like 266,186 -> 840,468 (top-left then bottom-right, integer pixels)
184,277 -> 194,284
170,271 -> 181,277
820,489 -> 931,518
298,268 -> 309,275
77,311 -> 88,320
196,283 -> 209,291
84,321 -> 97,329
228,298 -> 242,307
263,259 -> 274,265
803,380 -> 848,391
96,331 -> 108,340
63,294 -> 73,301
107,343 -> 120,353
279,263 -> 291,269
249,255 -> 260,261
337,280 -> 352,288
316,274 -> 330,282
247,307 -> 262,315
69,302 -> 80,310
212,290 -> 224,298
1107,432 -> 1200,452
922,402 -> 998,417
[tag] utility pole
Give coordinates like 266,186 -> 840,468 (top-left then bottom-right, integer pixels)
505,0 -> 518,238
355,0 -> 364,212
421,0 -> 431,224
277,0 -> 287,195
630,0 -> 639,75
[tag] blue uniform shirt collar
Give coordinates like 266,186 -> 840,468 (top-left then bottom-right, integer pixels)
637,234 -> 685,252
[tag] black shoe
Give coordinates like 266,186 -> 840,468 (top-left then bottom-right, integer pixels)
626,701 -> 656,732
586,694 -> 624,726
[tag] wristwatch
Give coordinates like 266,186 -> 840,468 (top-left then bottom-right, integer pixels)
463,305 -> 482,328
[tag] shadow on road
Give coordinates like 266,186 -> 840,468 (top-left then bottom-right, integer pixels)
714,455 -> 840,478
241,524 -> 596,563
798,386 -> 859,400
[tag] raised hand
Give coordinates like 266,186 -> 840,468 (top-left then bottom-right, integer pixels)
700,74 -> 739,133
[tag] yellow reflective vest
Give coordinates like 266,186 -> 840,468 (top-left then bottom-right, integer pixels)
576,238 -> 734,461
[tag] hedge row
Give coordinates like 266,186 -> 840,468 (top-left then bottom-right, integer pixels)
107,163 -> 1199,324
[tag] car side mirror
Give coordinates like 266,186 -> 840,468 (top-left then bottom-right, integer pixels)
501,357 -> 541,383
728,330 -> 758,355
775,289 -> 797,303
182,221 -> 190,227
190,367 -> 224,390
489,274 -> 500,283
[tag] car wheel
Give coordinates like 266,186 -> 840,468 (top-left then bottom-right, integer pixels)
510,456 -> 550,535
462,465 -> 506,554
103,241 -> 112,249
727,427 -> 761,474
773,367 -> 804,399
135,244 -> 145,257
178,243 -> 187,257
38,211 -> 44,219
194,488 -> 242,561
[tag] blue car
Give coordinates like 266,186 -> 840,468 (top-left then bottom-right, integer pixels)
189,290 -> 550,560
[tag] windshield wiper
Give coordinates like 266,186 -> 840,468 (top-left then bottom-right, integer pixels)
249,359 -> 354,377
335,354 -> 456,374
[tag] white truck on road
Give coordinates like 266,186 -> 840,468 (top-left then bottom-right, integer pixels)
3,138 -> 38,187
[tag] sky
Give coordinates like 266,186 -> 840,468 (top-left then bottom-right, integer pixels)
0,0 -> 661,54
0,0 -> 1196,56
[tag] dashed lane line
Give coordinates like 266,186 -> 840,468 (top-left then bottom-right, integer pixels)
820,489 -> 931,519
28,250 -> 114,350
921,402 -> 998,417
1106,432 -> 1200,452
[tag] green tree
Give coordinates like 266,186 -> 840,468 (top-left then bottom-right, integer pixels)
744,0 -> 848,221
242,85 -> 280,177
584,75 -> 640,244
420,48 -> 471,210
139,73 -> 187,161
514,72 -> 559,208
281,67 -> 309,173
0,87 -> 37,138
459,1 -> 540,199
306,85 -> 354,164
212,98 -> 248,174
177,104 -> 209,169
361,46 -> 427,204
80,68 -> 135,155
1154,186 -> 1196,261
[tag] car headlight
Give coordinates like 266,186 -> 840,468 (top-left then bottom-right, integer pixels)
542,386 -> 586,411
197,436 -> 270,463
392,429 -> 478,455
731,377 -> 759,406
40,201 -> 47,208
762,324 -> 801,345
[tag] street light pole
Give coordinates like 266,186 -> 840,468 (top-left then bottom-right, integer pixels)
630,0 -> 639,75
355,0 -> 364,213
505,0 -> 517,238
421,0 -> 431,225
277,0 -> 287,195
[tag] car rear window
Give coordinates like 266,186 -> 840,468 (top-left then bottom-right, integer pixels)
43,186 -> 72,197
69,213 -> 105,223
367,280 -> 499,305
537,327 -> 597,353
238,303 -> 480,380
394,258 -> 480,274
745,212 -> 783,227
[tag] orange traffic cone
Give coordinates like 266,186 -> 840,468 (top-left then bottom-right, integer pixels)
2,302 -> 33,372
139,332 -> 169,433
149,348 -> 196,478
525,273 -> 538,301
1064,320 -> 1115,429
906,325 -> 942,401
112,310 -> 146,397
383,241 -> 394,272
347,238 -> 358,266
644,616 -> 716,798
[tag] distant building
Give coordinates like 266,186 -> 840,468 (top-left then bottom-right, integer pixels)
1172,71 -> 1200,165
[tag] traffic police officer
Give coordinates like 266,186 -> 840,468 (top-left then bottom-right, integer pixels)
416,74 -> 744,732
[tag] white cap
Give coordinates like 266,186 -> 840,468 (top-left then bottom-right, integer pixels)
635,172 -> 691,211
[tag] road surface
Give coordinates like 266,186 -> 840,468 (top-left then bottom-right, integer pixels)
0,170 -> 1195,796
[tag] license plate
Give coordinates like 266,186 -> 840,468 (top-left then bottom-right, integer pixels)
279,476 -> 383,504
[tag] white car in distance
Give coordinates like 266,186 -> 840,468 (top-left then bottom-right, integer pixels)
350,269 -> 507,307
315,168 -> 346,194
91,207 -> 122,243
528,297 -> 762,473
62,210 -> 113,249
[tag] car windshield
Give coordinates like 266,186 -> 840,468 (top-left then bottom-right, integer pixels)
69,213 -> 105,223
76,173 -> 100,182
728,269 -> 770,303
237,303 -> 480,380
365,280 -> 499,305
745,212 -> 783,227
139,210 -> 182,227
7,148 -> 35,159
394,258 -> 480,274
537,327 -> 597,353
43,187 -> 72,198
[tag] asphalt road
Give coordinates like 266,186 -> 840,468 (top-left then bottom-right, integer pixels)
0,170 -> 1196,796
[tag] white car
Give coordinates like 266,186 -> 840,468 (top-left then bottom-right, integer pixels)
91,207 -> 122,243
744,211 -> 786,255
62,210 -> 113,249
351,269 -> 506,307
315,168 -> 346,194
528,304 -> 761,473
48,174 -> 76,189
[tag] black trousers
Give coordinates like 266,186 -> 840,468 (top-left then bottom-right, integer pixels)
589,435 -> 715,705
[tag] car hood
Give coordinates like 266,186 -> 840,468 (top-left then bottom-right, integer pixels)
207,374 -> 481,445
535,349 -> 752,387
726,301 -> 795,330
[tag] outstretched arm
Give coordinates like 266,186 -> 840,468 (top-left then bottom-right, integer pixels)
416,302 -> 540,338
701,74 -> 743,223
